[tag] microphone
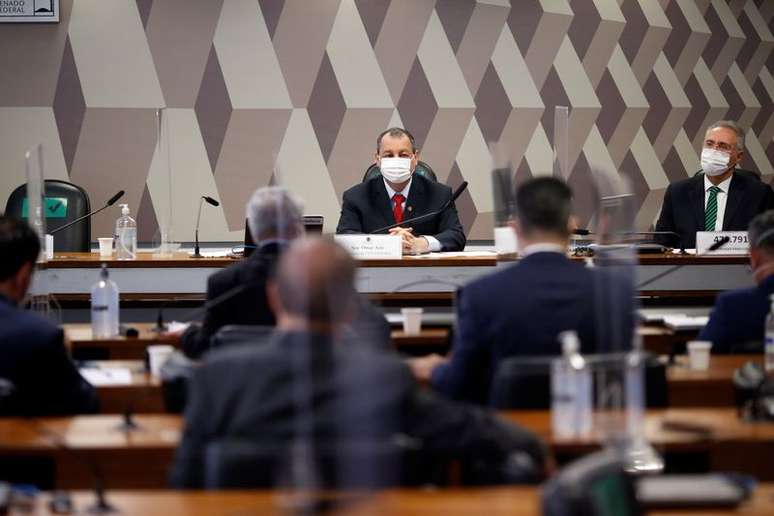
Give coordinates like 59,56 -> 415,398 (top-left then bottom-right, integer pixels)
370,181 -> 468,234
193,196 -> 220,258
49,190 -> 125,236
635,236 -> 730,290
572,229 -> 686,254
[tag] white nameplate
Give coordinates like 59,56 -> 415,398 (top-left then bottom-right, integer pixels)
0,0 -> 59,22
334,234 -> 402,259
696,231 -> 749,255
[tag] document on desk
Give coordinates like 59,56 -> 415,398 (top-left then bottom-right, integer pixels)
404,251 -> 498,259
79,367 -> 133,386
662,315 -> 710,331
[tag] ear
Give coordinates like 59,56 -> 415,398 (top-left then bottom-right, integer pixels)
266,281 -> 283,319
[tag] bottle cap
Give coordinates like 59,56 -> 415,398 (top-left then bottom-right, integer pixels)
120,203 -> 129,216
559,330 -> 580,355
100,263 -> 109,279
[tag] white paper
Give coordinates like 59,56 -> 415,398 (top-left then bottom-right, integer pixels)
80,367 -> 133,386
662,315 -> 709,331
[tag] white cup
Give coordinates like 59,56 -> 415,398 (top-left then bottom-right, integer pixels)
98,237 -> 114,258
147,345 -> 175,378
687,341 -> 712,371
401,307 -> 423,335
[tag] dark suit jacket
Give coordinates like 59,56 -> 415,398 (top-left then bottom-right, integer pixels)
431,252 -> 635,403
336,174 -> 466,251
180,242 -> 283,359
698,275 -> 774,352
0,295 -> 97,416
181,242 -> 391,358
655,171 -> 774,248
170,331 -> 545,488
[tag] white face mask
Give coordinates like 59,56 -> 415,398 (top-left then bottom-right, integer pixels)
701,147 -> 733,177
380,157 -> 413,184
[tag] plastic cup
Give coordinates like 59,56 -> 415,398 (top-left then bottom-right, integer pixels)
148,345 -> 175,378
687,341 -> 712,371
98,237 -> 114,258
401,308 -> 423,335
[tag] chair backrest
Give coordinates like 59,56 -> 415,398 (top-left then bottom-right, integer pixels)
203,438 -> 409,489
210,324 -> 276,351
542,450 -> 642,516
4,179 -> 91,252
490,353 -> 668,410
362,161 -> 438,183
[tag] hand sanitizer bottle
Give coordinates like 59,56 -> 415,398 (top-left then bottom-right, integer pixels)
115,204 -> 137,260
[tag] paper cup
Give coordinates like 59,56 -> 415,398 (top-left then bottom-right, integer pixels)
687,341 -> 712,371
98,237 -> 114,258
401,308 -> 423,335
148,345 -> 175,378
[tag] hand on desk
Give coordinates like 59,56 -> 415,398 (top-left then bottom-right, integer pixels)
161,321 -> 191,338
407,353 -> 447,382
389,227 -> 430,255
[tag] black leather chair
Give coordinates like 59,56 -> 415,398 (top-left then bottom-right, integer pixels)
4,179 -> 91,252
542,450 -> 642,516
490,353 -> 668,410
362,161 -> 438,183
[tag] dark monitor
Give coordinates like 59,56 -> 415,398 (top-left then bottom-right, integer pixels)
243,216 -> 323,257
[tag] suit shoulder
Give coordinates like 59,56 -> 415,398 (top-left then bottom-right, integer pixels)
1,307 -> 61,345
342,178 -> 375,200
417,174 -> 452,196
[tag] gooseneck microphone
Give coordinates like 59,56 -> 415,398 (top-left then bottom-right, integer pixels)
49,190 -> 125,236
635,236 -> 730,290
370,181 -> 468,234
193,196 -> 220,258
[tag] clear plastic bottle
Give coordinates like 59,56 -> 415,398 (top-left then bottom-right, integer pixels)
91,264 -> 119,338
551,330 -> 592,438
765,294 -> 774,374
115,204 -> 137,260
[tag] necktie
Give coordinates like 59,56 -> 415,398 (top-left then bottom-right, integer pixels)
704,186 -> 721,231
392,193 -> 405,224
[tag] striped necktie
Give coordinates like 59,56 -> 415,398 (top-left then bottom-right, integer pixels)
704,186 -> 721,231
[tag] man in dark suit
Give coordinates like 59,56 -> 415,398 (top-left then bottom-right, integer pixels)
699,211 -> 774,351
170,238 -> 545,488
336,127 -> 466,252
0,216 -> 97,416
409,178 -> 634,403
176,187 -> 390,358
655,120 -> 774,249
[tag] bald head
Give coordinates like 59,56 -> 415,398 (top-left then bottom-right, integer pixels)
271,238 -> 358,327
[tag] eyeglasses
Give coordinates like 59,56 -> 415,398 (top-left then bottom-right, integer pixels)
704,140 -> 736,153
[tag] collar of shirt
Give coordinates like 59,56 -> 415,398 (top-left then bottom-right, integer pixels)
383,177 -> 412,202
703,173 -> 732,194
520,242 -> 567,257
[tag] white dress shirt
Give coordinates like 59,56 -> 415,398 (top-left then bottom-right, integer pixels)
704,174 -> 732,231
520,242 -> 567,257
383,178 -> 442,252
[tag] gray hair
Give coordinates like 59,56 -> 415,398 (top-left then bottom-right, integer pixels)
749,210 -> 774,253
706,120 -> 745,151
245,186 -> 304,243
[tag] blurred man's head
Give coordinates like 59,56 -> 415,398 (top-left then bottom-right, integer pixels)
0,216 -> 41,304
748,210 -> 774,284
512,177 -> 573,247
245,186 -> 305,244
375,127 -> 419,191
268,238 -> 358,332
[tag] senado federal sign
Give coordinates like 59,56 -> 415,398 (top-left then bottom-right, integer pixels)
0,0 -> 58,23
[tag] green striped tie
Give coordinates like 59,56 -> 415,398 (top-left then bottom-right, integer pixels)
704,186 -> 721,231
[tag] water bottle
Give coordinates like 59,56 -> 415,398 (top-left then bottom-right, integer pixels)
91,264 -> 119,338
115,204 -> 137,260
765,294 -> 774,375
551,330 -> 592,438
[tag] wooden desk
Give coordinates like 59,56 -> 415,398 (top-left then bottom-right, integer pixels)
17,485 -> 774,516
667,355 -> 757,407
34,252 -> 752,303
2,409 -> 772,488
64,323 -> 450,360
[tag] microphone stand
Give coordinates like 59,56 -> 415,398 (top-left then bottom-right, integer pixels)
193,197 -> 205,258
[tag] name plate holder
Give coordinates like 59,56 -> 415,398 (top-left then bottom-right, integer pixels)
334,234 -> 402,259
696,231 -> 749,255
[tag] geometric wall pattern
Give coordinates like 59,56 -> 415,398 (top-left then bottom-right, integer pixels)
1,0 -> 773,242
